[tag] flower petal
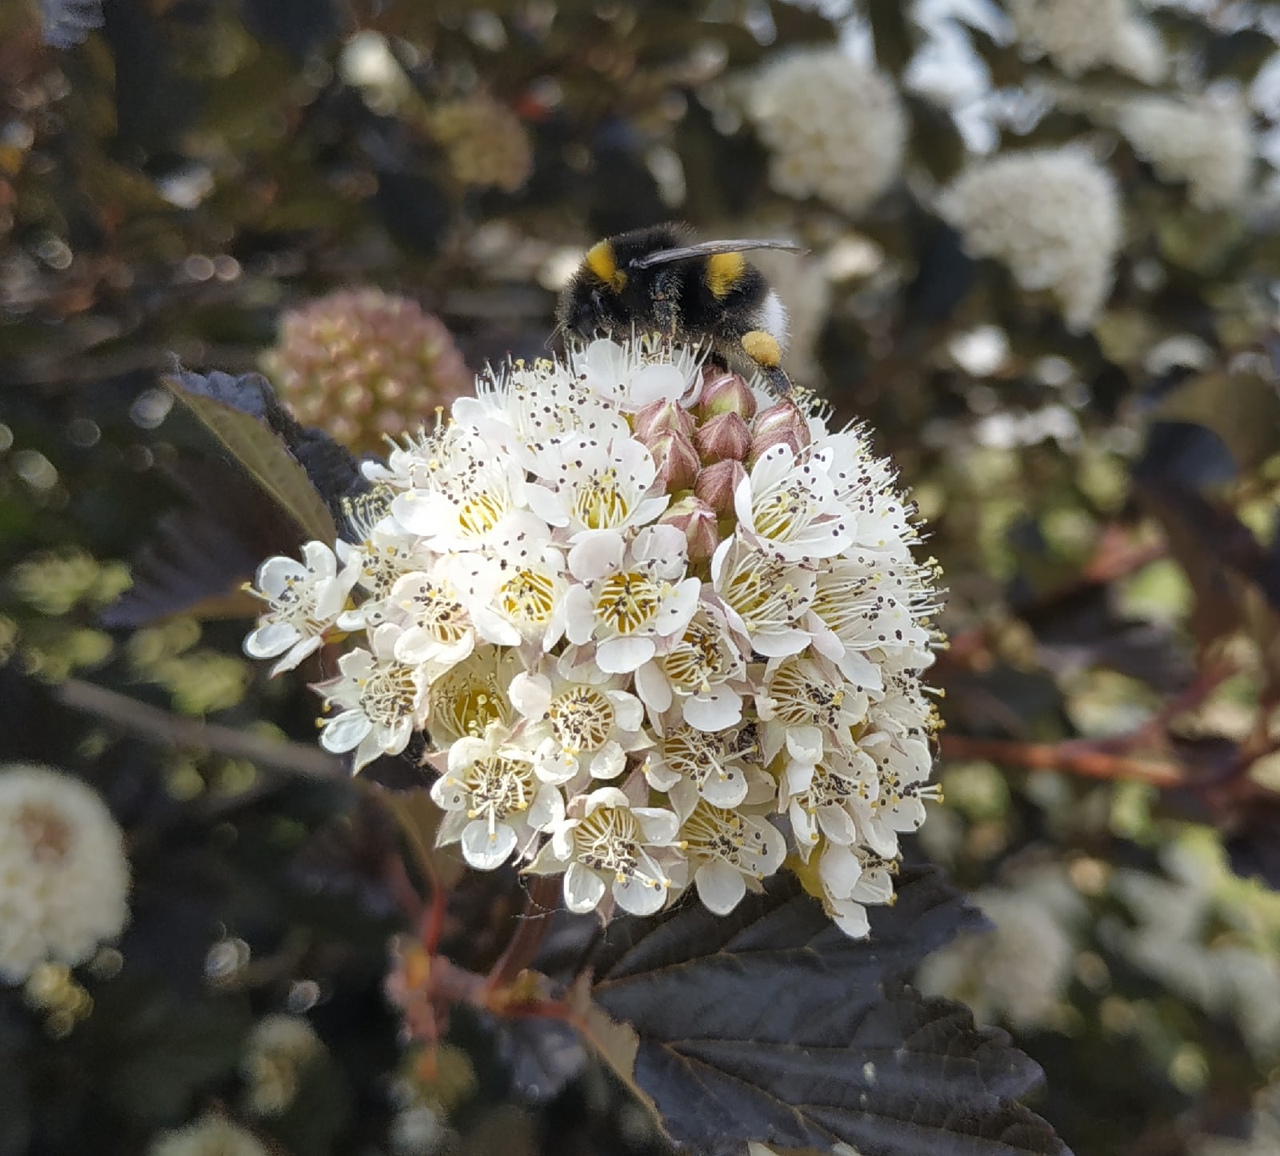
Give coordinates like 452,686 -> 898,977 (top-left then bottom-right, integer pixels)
564,862 -> 607,913
695,861 -> 747,915
462,820 -> 518,870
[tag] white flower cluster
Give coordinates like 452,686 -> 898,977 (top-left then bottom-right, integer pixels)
1007,0 -> 1166,84
915,870 -> 1083,1029
1118,93 -> 1254,211
1111,833 -> 1280,1059
245,337 -> 942,937
745,48 -> 907,217
148,1115 -> 269,1156
939,147 -> 1122,332
240,1013 -> 324,1116
0,764 -> 131,984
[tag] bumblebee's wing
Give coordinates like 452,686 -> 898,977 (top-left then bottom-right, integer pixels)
631,238 -> 802,269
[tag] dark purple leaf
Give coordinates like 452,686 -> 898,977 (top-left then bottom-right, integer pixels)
587,868 -> 1070,1156
100,459 -> 302,627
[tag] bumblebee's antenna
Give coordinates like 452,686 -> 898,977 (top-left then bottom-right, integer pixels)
632,238 -> 803,269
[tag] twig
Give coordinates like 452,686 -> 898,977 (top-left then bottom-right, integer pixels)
484,874 -> 564,994
54,677 -> 343,779
939,734 -> 1186,789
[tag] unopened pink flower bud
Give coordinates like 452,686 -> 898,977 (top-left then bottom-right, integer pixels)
697,369 -> 757,422
695,412 -> 752,465
658,495 -> 720,565
648,430 -> 701,494
749,401 -> 812,464
694,459 -> 746,519
633,398 -> 695,443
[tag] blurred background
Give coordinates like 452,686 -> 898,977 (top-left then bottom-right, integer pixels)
4,0 -> 1280,1153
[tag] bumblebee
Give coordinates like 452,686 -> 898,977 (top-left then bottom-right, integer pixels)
556,223 -> 800,396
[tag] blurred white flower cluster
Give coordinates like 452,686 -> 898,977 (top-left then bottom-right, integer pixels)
148,1115 -> 269,1156
1110,832 -> 1280,1060
915,869 -> 1083,1029
745,48 -> 906,217
939,147 -> 1121,331
1007,0 -> 1166,83
240,1013 -> 324,1117
1117,93 -> 1255,211
244,337 -> 942,937
0,764 -> 130,984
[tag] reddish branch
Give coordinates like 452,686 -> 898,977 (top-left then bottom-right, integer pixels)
939,735 -> 1185,789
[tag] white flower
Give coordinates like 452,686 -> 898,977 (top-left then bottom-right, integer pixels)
815,425 -> 918,556
734,443 -> 852,561
453,356 -> 627,457
634,600 -> 748,731
424,645 -> 520,745
1118,92 -> 1254,211
390,426 -> 532,551
809,556 -> 932,680
916,874 -> 1079,1029
710,536 -> 815,658
756,653 -> 869,770
447,522 -> 570,651
244,541 -> 357,674
316,624 -> 425,771
1007,0 -> 1166,83
569,335 -> 702,410
531,786 -> 679,916
820,848 -> 898,940
509,654 -> 647,782
863,731 -> 940,844
939,147 -> 1121,331
646,721 -> 771,810
148,1115 -> 270,1156
525,433 -> 669,571
677,798 -> 786,915
782,749 -> 879,853
561,524 -> 701,674
334,508 -> 430,631
746,48 -> 906,216
387,566 -> 475,669
431,724 -> 563,869
0,765 -> 130,984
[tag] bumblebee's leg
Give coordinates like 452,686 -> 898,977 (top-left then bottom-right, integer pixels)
739,329 -> 792,396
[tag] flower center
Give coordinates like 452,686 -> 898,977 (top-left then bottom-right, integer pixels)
660,725 -> 748,791
768,658 -> 859,732
400,578 -> 470,642
796,761 -> 873,812
572,467 -> 630,530
719,551 -> 808,633
463,755 -> 536,830
357,664 -> 420,727
812,566 -> 877,637
498,568 -> 558,626
661,615 -> 736,692
594,571 -> 662,634
573,805 -> 642,880
752,479 -> 821,542
16,804 -> 72,864
459,491 -> 506,536
549,686 -> 615,753
429,654 -> 512,742
681,801 -> 764,871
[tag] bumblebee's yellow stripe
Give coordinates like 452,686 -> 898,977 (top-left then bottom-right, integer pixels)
586,241 -> 627,292
705,251 -> 745,298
